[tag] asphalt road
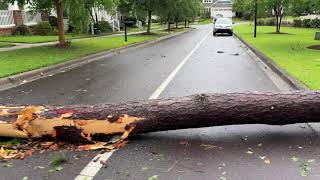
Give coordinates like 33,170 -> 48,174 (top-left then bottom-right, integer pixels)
1,25 -> 319,180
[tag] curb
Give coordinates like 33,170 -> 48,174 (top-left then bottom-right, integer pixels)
234,33 -> 309,91
0,29 -> 193,91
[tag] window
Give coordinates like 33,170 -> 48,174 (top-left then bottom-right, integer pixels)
203,0 -> 213,3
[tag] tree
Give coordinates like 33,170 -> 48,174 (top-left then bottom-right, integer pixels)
261,0 -> 291,33
0,91 -> 319,141
172,0 -> 201,28
233,0 -> 267,20
0,0 -> 9,9
65,0 -> 115,34
3,0 -> 115,47
133,0 -> 160,34
157,0 -> 201,31
290,0 -> 320,16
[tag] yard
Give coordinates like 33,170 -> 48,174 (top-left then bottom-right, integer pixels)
234,24 -> 320,90
0,34 -> 93,43
0,33 -> 164,78
0,23 -> 163,44
127,23 -> 164,33
0,42 -> 14,48
0,29 -> 189,78
196,18 -> 213,25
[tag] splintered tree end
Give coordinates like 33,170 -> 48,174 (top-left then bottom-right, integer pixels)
0,105 -> 144,141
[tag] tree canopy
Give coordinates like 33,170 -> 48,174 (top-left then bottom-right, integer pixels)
118,0 -> 201,32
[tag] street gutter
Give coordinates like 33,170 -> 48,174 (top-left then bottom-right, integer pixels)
234,33 -> 309,91
0,29 -> 193,92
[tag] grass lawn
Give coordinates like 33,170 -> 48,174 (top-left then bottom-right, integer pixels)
197,18 -> 213,25
0,32 -> 175,78
128,23 -> 164,33
0,34 -> 90,43
0,42 -> 15,48
234,24 -> 320,90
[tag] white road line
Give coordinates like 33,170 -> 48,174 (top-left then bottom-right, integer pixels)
74,30 -> 210,180
74,151 -> 114,180
149,31 -> 211,100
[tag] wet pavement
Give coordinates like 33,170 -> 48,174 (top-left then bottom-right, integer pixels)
0,25 -> 319,180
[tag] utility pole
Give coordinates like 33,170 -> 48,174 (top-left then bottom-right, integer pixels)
254,0 -> 257,38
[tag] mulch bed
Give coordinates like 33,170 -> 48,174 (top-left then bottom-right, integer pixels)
266,32 -> 293,35
307,45 -> 320,50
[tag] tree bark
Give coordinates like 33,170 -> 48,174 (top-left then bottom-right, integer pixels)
0,91 -> 319,141
54,0 -> 66,48
147,11 -> 152,34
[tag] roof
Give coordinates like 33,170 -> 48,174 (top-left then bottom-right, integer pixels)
214,0 -> 233,4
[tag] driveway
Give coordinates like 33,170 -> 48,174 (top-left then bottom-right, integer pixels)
0,25 -> 319,180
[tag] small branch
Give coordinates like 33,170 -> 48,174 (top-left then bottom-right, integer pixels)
166,161 -> 179,172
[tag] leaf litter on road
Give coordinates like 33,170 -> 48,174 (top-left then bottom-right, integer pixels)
2,161 -> 13,168
246,150 -> 254,155
200,144 -> 222,150
149,175 -> 159,180
300,161 -> 312,177
179,140 -> 190,147
290,155 -> 316,177
49,155 -> 67,167
0,124 -> 135,160
264,159 -> 271,164
291,156 -> 299,162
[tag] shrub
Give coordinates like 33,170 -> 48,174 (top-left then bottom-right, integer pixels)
151,18 -> 159,23
12,25 -> 31,35
49,16 -> 58,28
265,18 -> 276,26
125,17 -> 137,27
242,13 -> 252,20
94,21 -> 113,34
34,22 -> 52,35
293,19 -> 302,27
310,18 -> 320,28
301,19 -> 312,28
257,19 -> 265,26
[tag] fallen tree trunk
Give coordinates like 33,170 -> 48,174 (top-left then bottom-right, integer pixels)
0,91 -> 319,141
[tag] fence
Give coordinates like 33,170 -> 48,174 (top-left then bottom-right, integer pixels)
22,11 -> 42,26
112,20 -> 120,31
0,10 -> 15,28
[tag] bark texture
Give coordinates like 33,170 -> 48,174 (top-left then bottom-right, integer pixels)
147,11 -> 152,34
54,0 -> 66,48
0,91 -> 319,141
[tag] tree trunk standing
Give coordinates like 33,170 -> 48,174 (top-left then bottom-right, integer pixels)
0,92 -> 319,141
279,15 -> 283,32
185,19 -> 187,28
95,10 -> 99,24
54,0 -> 66,48
167,14 -> 171,31
147,11 -> 152,34
176,21 -> 178,29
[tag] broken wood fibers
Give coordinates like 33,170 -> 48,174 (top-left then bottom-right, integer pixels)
0,105 -> 142,141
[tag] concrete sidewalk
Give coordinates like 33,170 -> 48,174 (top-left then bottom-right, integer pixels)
0,31 -> 145,52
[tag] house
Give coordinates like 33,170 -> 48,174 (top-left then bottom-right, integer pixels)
203,0 -> 235,19
0,1 -> 43,35
0,1 -> 120,35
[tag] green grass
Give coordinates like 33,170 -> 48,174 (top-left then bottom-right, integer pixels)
0,34 -> 90,43
234,24 -> 320,90
0,42 -> 15,48
0,33 -> 170,78
197,18 -> 214,25
128,23 -> 164,33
